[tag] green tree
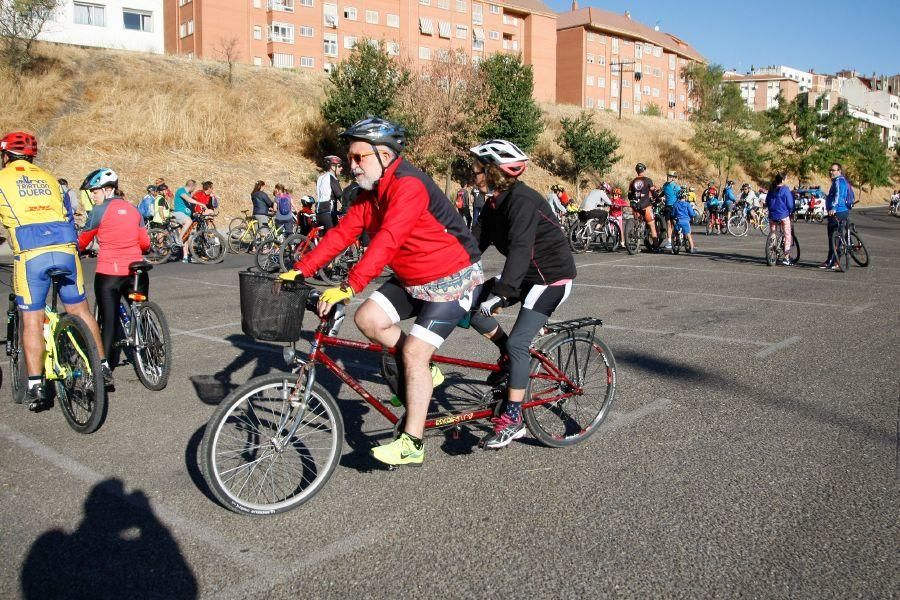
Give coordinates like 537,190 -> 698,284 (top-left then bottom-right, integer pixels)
0,0 -> 61,73
642,103 -> 662,117
320,40 -> 410,130
477,53 -> 543,151
557,111 -> 621,199
681,62 -> 726,123
848,127 -> 891,194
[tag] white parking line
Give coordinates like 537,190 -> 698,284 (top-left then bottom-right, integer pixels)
169,328 -> 282,354
159,275 -> 237,288
171,321 -> 241,336
754,335 -> 802,358
575,282 -> 844,308
602,324 -> 770,347
604,398 -> 673,429
849,302 -> 877,315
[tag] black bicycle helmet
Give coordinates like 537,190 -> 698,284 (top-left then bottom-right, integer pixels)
340,117 -> 406,154
635,162 -> 647,173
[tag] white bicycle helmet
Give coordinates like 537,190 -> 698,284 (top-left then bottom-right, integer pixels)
81,168 -> 119,190
470,139 -> 529,177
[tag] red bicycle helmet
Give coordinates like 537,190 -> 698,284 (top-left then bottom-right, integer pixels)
1,131 -> 38,157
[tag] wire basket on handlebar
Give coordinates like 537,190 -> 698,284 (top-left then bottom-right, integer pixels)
238,270 -> 310,342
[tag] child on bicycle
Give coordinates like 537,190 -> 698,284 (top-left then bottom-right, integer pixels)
671,187 -> 697,253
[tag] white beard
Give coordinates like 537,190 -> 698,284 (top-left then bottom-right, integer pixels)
355,173 -> 375,191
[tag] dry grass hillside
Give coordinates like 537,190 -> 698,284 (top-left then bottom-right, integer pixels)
1,42 -> 890,218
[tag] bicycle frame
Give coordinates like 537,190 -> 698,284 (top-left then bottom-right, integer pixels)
292,315 -> 589,432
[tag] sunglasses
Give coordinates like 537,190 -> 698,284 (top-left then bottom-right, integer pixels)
347,151 -> 377,164
472,167 -> 485,175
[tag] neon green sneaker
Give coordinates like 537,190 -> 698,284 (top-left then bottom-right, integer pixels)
389,364 -> 444,407
371,433 -> 424,466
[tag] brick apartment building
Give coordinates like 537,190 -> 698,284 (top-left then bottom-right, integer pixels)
724,74 -> 802,112
163,0 -> 557,101
555,4 -> 703,120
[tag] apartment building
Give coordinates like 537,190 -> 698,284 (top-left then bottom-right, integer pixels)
841,76 -> 899,148
163,0 -> 557,101
750,65 -> 813,92
38,0 -> 164,53
555,5 -> 703,120
724,73 -> 801,112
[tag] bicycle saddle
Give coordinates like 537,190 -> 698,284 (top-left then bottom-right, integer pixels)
128,261 -> 153,273
46,267 -> 72,279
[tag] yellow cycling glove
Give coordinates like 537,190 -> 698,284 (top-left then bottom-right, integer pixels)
278,270 -> 303,282
320,285 -> 354,305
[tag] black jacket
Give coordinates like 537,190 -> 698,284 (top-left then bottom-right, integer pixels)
473,181 -> 576,299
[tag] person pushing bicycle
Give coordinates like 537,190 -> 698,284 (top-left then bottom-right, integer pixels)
279,117 -> 484,467
468,139 -> 577,449
0,131 -> 110,410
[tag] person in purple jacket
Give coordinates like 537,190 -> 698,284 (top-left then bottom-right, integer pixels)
822,162 -> 852,270
765,173 -> 794,266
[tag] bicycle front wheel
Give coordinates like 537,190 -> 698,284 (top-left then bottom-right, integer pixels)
132,301 -> 172,391
227,225 -> 252,254
849,231 -> 869,267
200,373 -> 344,516
190,231 -> 226,264
832,232 -> 850,272
254,234 -> 281,272
523,330 -> 617,448
278,233 -> 313,273
569,222 -> 588,254
765,230 -> 778,266
319,246 -> 357,285
623,220 -> 639,255
54,314 -> 107,434
728,215 -> 748,237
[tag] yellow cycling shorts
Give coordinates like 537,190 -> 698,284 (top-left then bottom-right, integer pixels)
13,243 -> 86,311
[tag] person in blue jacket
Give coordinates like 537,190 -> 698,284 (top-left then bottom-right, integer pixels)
671,186 -> 698,253
823,162 -> 852,270
722,179 -> 737,220
661,170 -> 680,249
765,173 -> 794,266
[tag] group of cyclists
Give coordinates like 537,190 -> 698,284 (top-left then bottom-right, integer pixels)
0,115 -> 864,466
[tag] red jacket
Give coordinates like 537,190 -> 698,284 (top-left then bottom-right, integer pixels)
297,158 -> 480,293
78,198 -> 150,276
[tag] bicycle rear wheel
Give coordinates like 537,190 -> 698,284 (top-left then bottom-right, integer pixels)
623,220 -> 639,255
523,330 -> 617,448
189,231 -> 226,264
54,314 -> 107,434
319,245 -> 358,285
765,230 -> 779,266
227,226 -> 252,254
201,373 -> 343,515
849,231 -> 869,267
568,222 -> 588,254
278,233 -> 312,273
132,301 -> 172,391
728,215 -> 749,237
145,229 -> 172,264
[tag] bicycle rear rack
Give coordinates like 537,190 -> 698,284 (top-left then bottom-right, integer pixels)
543,317 -> 603,334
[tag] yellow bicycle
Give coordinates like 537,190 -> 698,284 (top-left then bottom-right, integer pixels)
227,210 -> 277,254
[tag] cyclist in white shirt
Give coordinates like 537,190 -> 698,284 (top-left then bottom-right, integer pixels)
315,155 -> 343,232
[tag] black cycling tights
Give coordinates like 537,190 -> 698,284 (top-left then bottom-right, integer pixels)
94,273 -> 132,359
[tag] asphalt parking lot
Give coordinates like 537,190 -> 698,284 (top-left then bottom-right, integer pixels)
1,207 -> 897,599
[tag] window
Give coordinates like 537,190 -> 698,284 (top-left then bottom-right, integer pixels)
74,2 -> 105,26
652,88 -> 660,98
489,30 -> 499,40
420,0 -> 429,4
644,85 -> 650,95
272,53 -> 294,68
611,83 -> 618,96
436,48 -> 449,62
634,87 -> 640,98
489,4 -> 500,14
586,97 -> 594,108
669,55 -> 676,70
611,38 -> 618,54
623,101 -> 630,109
456,0 -> 467,12
298,56 -> 313,68
653,46 -> 661,57
269,22 -> 294,43
343,36 -> 356,49
365,10 -> 378,23
598,99 -> 605,109
323,3 -> 337,26
298,0 -> 312,5
387,14 -> 399,27
253,25 -> 262,39
635,45 -> 642,59
343,7 -> 356,19
610,100 -> 617,111
253,56 -> 263,66
179,22 -> 185,37
178,0 -> 189,7
502,14 -> 517,26
599,55 -> 605,66
419,46 -> 431,60
668,92 -> 675,103
472,2 -> 482,24
187,19 -> 193,34
599,35 -> 606,44
586,53 -> 593,64
586,75 -> 594,86
623,79 -> 630,88
438,0 -> 449,8
323,33 -> 337,56
253,0 -> 260,7
387,41 -> 400,56
123,9 -> 152,31
456,24 -> 468,39
268,0 -> 294,12
598,77 -> 605,88
419,18 -> 433,35
679,94 -> 685,102
299,25 -> 313,36
586,32 -> 595,42
438,21 -> 451,38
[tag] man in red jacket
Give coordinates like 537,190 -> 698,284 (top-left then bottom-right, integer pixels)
281,117 -> 484,467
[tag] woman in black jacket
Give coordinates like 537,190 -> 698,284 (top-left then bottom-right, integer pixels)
468,139 -> 577,450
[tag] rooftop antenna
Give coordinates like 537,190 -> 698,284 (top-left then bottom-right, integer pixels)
653,20 -> 660,31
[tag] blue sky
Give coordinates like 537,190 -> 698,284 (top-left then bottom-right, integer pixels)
545,0 -> 900,76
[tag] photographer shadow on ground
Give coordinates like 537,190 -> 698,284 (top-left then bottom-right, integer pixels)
20,478 -> 198,600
